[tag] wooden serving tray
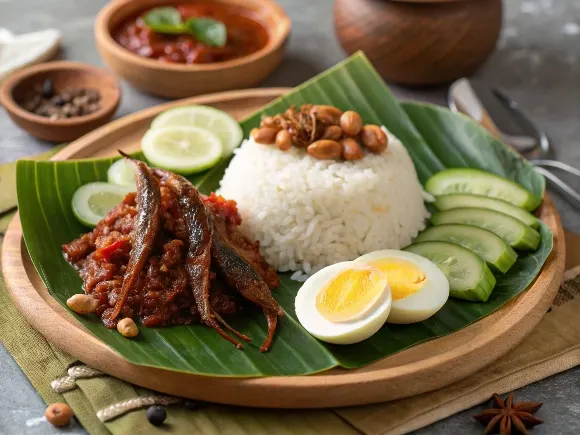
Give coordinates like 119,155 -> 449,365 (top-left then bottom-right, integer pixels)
2,88 -> 566,408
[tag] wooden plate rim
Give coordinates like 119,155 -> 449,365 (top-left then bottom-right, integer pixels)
2,88 -> 565,408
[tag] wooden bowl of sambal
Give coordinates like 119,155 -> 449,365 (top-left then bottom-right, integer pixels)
95,0 -> 291,98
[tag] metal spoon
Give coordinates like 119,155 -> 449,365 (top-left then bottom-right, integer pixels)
448,78 -> 580,206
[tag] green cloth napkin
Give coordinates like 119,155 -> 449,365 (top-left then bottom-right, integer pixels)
0,154 -> 358,435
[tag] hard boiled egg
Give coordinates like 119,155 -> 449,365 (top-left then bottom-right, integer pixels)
295,262 -> 392,345
355,250 -> 449,324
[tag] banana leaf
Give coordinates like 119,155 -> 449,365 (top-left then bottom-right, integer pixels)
15,52 -> 553,376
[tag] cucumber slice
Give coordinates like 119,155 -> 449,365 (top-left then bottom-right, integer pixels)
434,194 -> 539,229
414,224 -> 517,273
404,241 -> 496,302
141,126 -> 223,175
107,158 -> 137,189
431,208 -> 540,251
425,168 -> 541,211
72,182 -> 133,227
150,105 -> 243,157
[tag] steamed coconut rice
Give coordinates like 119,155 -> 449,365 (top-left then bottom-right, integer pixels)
218,128 -> 429,276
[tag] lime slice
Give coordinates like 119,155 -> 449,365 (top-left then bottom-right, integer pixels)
141,126 -> 223,175
107,158 -> 137,189
72,182 -> 133,227
150,105 -> 242,156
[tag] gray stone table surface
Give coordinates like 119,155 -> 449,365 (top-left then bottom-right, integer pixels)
1,0 -> 580,434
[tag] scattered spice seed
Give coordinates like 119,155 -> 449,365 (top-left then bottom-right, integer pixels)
146,405 -> 167,426
21,79 -> 101,120
473,393 -> 543,435
45,402 -> 73,427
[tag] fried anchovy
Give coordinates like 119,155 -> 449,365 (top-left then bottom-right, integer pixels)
210,214 -> 284,352
154,169 -> 250,349
107,152 -> 162,322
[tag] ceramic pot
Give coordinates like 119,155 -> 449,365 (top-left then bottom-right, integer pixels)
334,0 -> 502,86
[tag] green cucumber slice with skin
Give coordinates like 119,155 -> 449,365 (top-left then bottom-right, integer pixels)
431,208 -> 541,251
404,241 -> 496,302
434,194 -> 539,229
414,224 -> 517,274
107,158 -> 137,189
425,168 -> 541,212
72,182 -> 133,228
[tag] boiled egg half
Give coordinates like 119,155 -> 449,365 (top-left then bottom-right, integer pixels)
355,250 -> 449,324
295,262 -> 392,345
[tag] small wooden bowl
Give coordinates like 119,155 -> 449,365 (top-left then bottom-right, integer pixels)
334,0 -> 502,86
0,61 -> 121,142
95,0 -> 291,98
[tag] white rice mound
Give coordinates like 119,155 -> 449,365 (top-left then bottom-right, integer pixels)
218,128 -> 430,276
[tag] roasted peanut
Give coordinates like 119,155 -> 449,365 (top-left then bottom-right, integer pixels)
251,127 -> 279,144
66,294 -> 99,314
307,140 -> 342,160
360,125 -> 388,153
275,129 -> 292,151
117,317 -> 139,338
341,137 -> 365,161
260,115 -> 275,127
311,105 -> 343,125
45,403 -> 73,427
321,124 -> 343,141
340,111 -> 363,136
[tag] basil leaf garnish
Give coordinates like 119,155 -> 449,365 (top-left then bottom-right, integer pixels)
186,18 -> 227,47
143,7 -> 185,34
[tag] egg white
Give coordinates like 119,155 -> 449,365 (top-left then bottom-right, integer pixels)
355,250 -> 449,324
294,261 -> 392,345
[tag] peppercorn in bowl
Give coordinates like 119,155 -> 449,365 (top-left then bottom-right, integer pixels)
0,61 -> 121,142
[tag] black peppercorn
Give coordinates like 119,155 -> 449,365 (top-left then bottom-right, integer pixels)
146,405 -> 166,426
41,79 -> 55,98
53,96 -> 66,107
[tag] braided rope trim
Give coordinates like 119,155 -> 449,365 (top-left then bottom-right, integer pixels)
51,365 -> 104,393
564,265 -> 580,282
97,396 -> 182,422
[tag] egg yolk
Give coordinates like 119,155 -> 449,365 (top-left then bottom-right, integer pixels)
366,258 -> 426,300
315,266 -> 388,323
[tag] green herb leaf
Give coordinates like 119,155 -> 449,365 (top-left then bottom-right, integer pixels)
143,7 -> 185,34
186,17 -> 227,47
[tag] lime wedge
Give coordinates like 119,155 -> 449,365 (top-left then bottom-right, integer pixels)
150,105 -> 242,156
141,126 -> 223,175
107,158 -> 137,189
72,182 -> 133,227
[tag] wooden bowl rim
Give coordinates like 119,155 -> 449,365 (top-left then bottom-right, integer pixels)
94,0 -> 292,73
0,61 -> 121,128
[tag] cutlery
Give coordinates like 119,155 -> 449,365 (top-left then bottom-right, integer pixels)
448,78 -> 580,206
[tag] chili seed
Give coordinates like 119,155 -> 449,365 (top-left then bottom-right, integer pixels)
146,405 -> 167,426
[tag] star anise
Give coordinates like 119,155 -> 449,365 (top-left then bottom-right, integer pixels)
473,393 -> 543,435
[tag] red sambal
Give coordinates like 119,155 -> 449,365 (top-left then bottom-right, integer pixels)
113,3 -> 269,64
62,158 -> 282,351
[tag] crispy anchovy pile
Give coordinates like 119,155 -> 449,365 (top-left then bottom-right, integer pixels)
113,154 -> 283,351
261,104 -> 318,148
105,151 -> 162,324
